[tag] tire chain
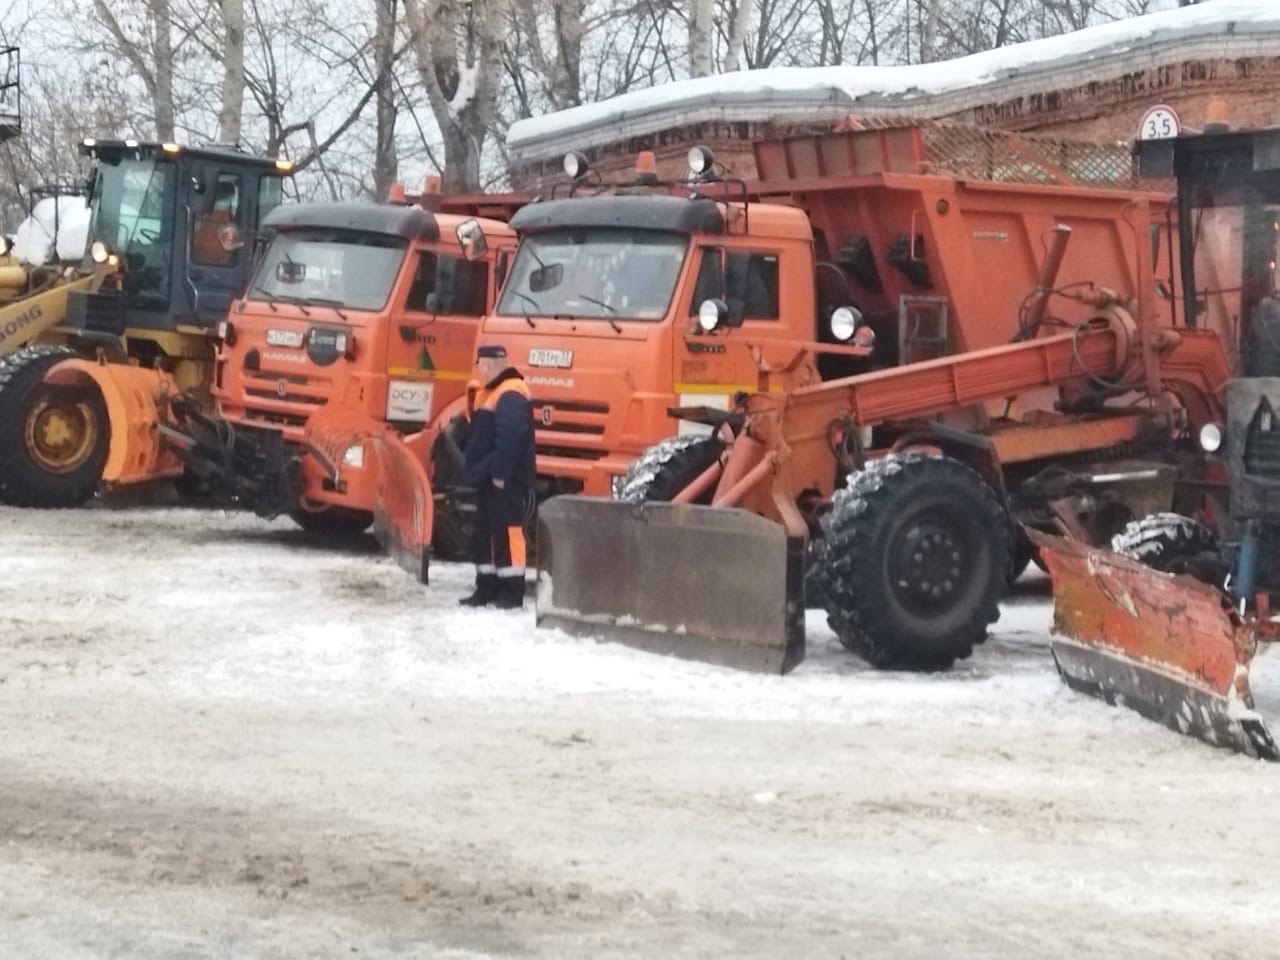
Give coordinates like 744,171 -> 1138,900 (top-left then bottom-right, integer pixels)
617,433 -> 718,503
816,451 -> 1008,668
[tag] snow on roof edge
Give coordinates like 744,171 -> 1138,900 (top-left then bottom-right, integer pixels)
508,0 -> 1280,155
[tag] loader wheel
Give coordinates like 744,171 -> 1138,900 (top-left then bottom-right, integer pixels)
1110,512 -> 1220,580
290,506 -> 374,537
618,434 -> 723,503
0,344 -> 108,508
818,453 -> 1011,670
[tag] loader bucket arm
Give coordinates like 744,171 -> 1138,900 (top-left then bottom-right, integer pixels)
304,406 -> 435,584
0,273 -> 96,360
1032,532 -> 1279,760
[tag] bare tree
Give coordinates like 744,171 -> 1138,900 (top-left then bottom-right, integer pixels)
217,0 -> 245,144
689,0 -> 714,76
405,0 -> 508,191
87,0 -> 178,138
373,0 -> 397,199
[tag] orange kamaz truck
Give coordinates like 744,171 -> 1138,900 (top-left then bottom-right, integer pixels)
166,200 -> 515,555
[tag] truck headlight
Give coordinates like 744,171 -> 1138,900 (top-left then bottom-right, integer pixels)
1199,422 -> 1223,453
610,474 -> 627,499
342,443 -> 365,468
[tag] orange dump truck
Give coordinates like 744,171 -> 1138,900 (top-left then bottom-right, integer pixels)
163,201 -> 515,560
461,122 -> 1211,529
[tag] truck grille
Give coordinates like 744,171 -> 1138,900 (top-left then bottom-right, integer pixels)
531,397 -> 608,437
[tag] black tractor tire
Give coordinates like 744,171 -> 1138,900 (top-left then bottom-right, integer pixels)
1110,512 -> 1219,578
816,452 -> 1012,671
290,506 -> 374,538
804,533 -> 832,610
0,344 -> 109,508
617,434 -> 723,503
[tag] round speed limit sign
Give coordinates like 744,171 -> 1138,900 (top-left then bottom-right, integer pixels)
1138,105 -> 1181,141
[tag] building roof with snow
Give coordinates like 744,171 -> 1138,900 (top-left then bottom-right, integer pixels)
506,0 -> 1280,188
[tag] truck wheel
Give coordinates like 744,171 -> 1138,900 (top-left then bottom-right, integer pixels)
817,453 -> 1011,670
289,506 -> 374,537
618,434 -> 723,503
0,344 -> 108,508
430,415 -> 473,561
1110,512 -> 1219,577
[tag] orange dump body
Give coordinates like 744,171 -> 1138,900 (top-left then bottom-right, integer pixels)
475,122 -> 1201,500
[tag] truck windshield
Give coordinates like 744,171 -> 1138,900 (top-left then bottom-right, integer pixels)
249,229 -> 407,311
87,158 -> 176,305
496,228 -> 686,321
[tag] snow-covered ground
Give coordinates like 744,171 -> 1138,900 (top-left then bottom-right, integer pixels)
2,503 -> 1278,958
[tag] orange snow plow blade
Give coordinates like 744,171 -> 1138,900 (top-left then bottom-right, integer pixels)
535,496 -> 805,673
1031,532 -> 1279,760
304,407 -> 434,584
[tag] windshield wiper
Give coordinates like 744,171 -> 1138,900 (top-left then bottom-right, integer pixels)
303,297 -> 349,320
271,293 -> 312,316
510,290 -> 540,328
249,286 -> 280,312
576,293 -> 622,332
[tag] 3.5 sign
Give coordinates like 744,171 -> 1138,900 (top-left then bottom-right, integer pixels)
1138,105 -> 1181,141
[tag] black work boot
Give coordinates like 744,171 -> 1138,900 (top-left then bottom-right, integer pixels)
492,576 -> 525,610
459,574 -> 497,607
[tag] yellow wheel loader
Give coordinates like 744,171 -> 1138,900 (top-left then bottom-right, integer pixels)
0,139 -> 292,506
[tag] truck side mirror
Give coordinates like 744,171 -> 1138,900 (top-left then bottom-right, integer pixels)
456,218 -> 488,261
191,167 -> 219,214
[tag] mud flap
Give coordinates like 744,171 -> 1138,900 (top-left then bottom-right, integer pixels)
1031,532 -> 1279,760
305,407 -> 434,584
535,496 -> 805,673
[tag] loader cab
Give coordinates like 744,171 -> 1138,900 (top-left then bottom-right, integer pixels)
66,139 -> 292,336
214,202 -> 515,466
1137,128 -> 1280,371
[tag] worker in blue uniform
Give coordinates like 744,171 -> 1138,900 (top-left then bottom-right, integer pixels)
458,344 -> 537,609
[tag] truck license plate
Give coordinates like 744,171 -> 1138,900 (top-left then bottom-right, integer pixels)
266,329 -> 304,348
528,348 -> 573,368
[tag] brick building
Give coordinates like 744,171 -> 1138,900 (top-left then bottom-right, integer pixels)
506,0 -> 1280,190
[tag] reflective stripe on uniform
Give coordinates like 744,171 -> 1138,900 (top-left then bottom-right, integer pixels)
497,566 -> 525,577
506,525 -> 527,569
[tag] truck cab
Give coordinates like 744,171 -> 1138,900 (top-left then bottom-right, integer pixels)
479,169 -> 860,499
212,203 -> 515,523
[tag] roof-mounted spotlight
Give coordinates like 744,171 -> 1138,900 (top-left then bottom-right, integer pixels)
563,150 -> 590,180
688,145 -> 716,178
